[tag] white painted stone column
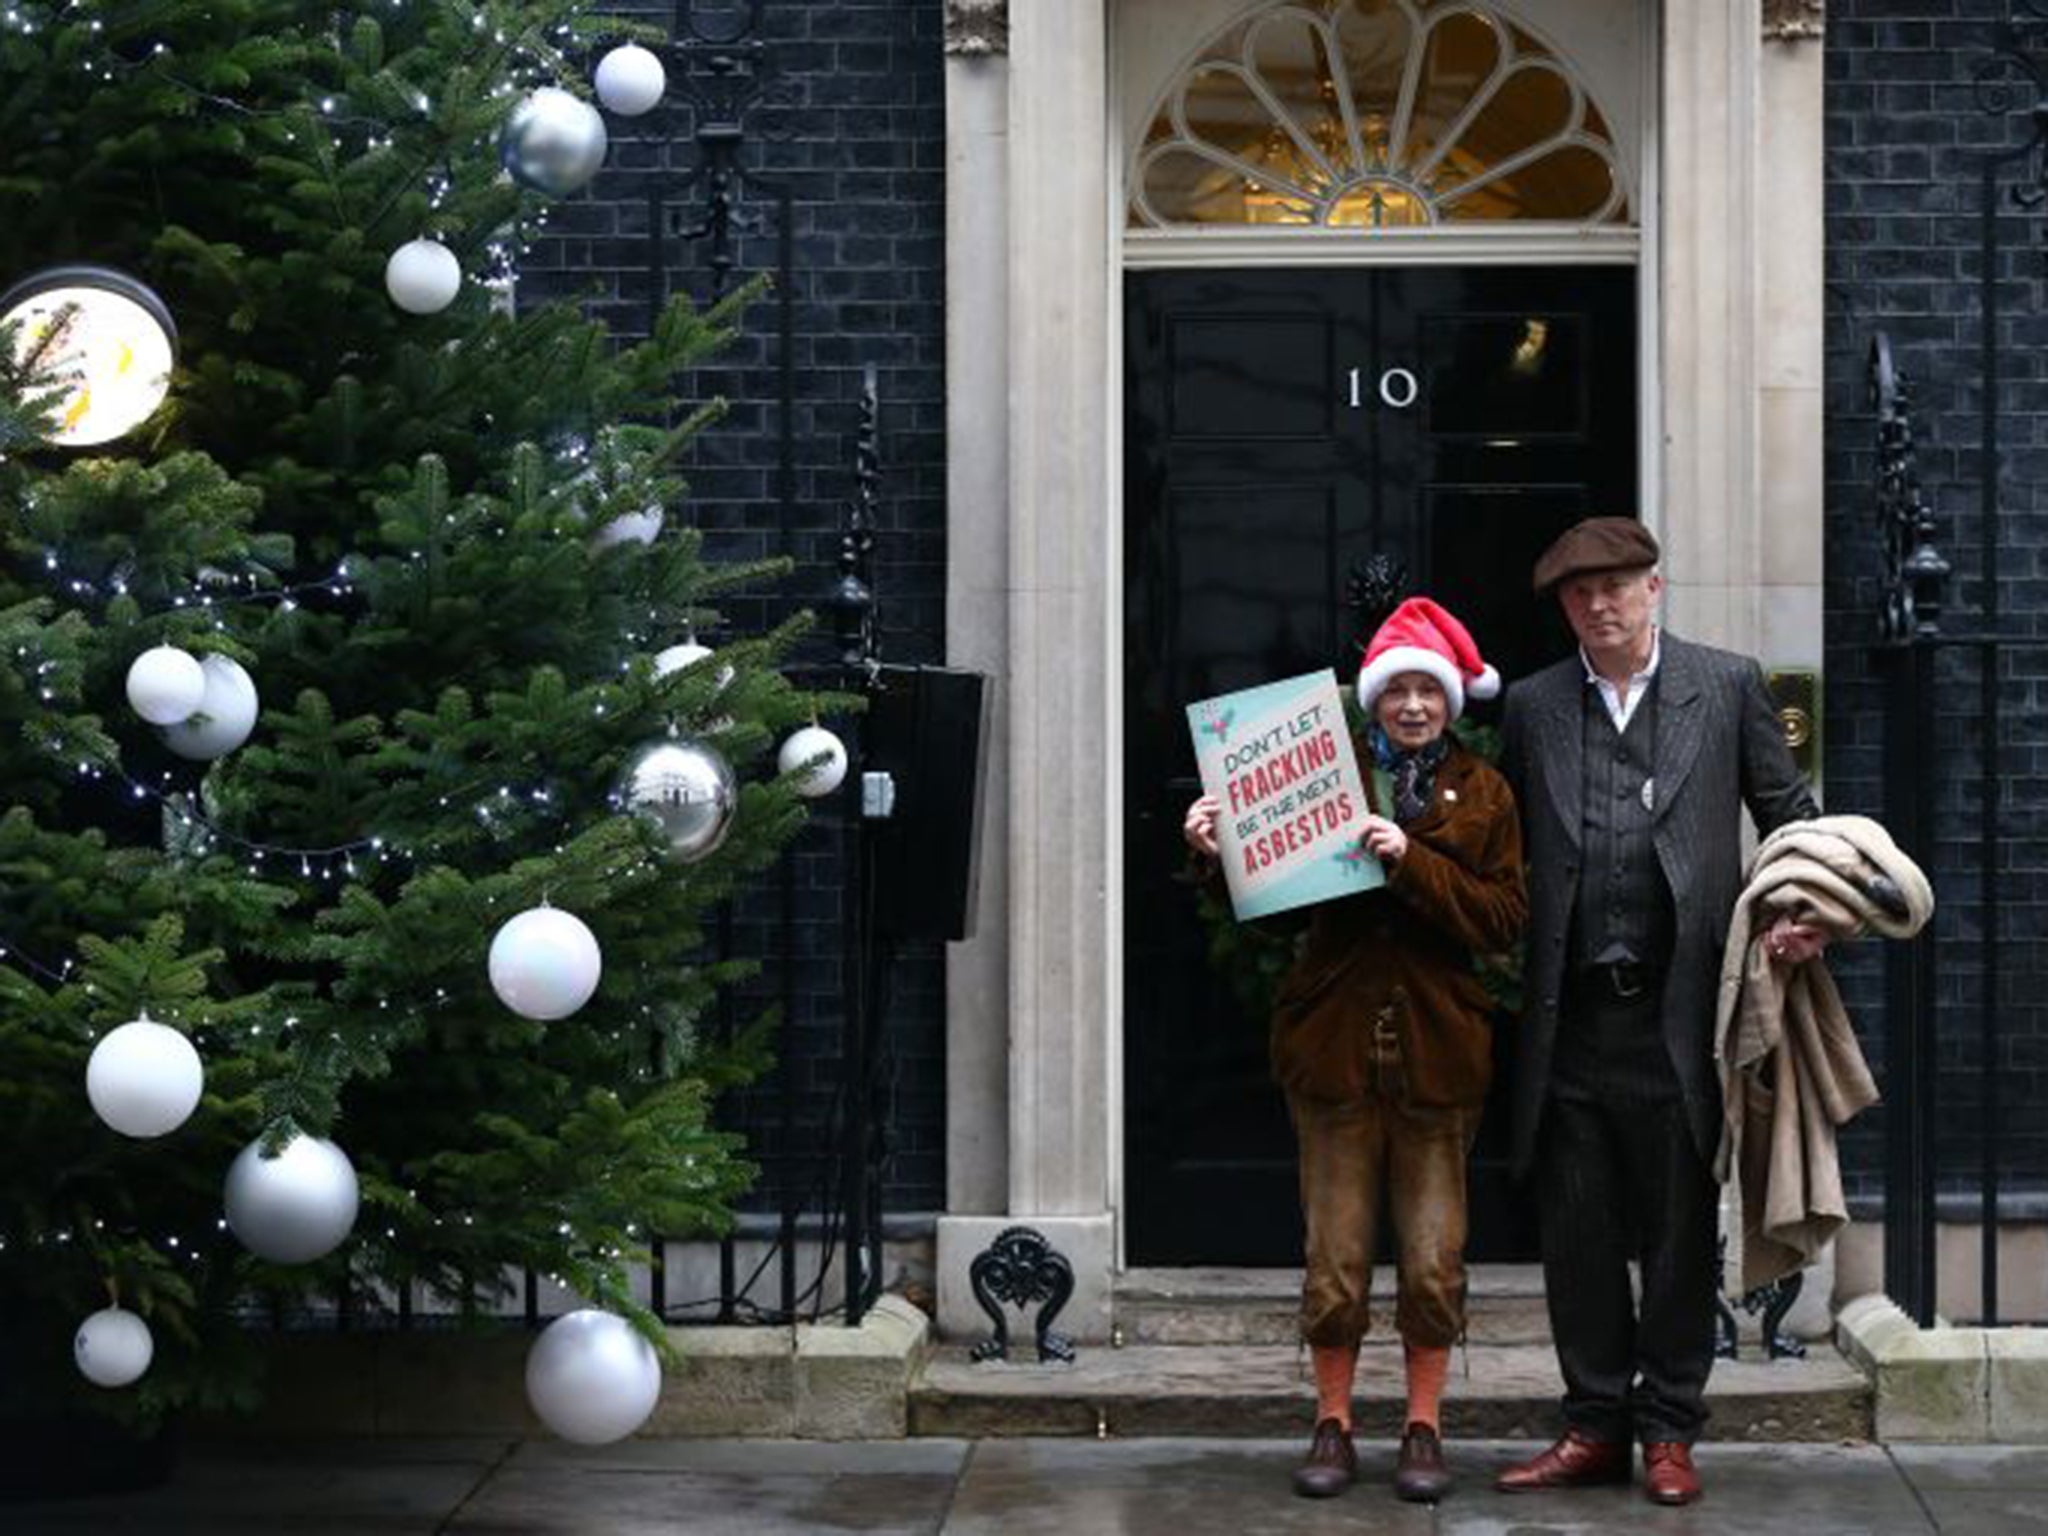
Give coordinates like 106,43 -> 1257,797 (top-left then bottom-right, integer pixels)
1756,16 -> 1827,676
1658,0 -> 1764,651
1673,0 -> 1835,1340
941,0 -> 1012,1227
1659,0 -> 1824,675
936,0 -> 1118,1344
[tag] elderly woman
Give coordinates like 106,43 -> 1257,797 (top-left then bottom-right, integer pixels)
1184,598 -> 1526,1505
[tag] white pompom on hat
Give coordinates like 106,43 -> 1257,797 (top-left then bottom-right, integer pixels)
1355,596 -> 1501,722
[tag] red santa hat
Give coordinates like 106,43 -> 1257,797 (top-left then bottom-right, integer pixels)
1355,597 -> 1501,722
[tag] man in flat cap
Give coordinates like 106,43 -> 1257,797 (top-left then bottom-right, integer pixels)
1494,517 -> 1823,1507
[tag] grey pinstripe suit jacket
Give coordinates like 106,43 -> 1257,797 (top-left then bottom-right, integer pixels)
1498,632 -> 1817,1176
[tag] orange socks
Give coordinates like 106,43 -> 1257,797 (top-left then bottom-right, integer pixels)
1311,1343 -> 1360,1429
1310,1341 -> 1449,1430
1403,1341 -> 1451,1432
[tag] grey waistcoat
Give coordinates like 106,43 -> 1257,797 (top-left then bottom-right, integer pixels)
1571,680 -> 1675,972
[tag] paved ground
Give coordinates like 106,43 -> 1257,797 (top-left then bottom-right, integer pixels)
7,1436 -> 2048,1534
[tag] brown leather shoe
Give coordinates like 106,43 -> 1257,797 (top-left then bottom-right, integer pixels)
1494,1429 -> 1632,1492
1291,1417 -> 1357,1499
1393,1421 -> 1452,1503
1643,1441 -> 1702,1505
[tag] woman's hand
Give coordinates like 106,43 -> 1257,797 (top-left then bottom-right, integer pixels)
1183,794 -> 1221,858
1360,813 -> 1408,865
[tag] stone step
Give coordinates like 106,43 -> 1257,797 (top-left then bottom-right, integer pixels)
909,1341 -> 1872,1442
1115,1265 -> 1552,1347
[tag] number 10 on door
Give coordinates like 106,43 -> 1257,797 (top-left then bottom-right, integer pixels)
1347,367 -> 1419,410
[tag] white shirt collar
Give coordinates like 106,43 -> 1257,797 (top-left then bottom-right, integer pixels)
1580,627 -> 1661,731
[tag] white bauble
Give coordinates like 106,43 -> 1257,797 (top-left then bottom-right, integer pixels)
500,87 -> 609,198
590,505 -> 663,549
594,44 -> 667,117
125,645 -> 207,726
653,638 -> 713,678
525,1309 -> 661,1444
384,238 -> 462,316
654,638 -> 736,696
223,1133 -> 359,1264
160,654 -> 259,761
75,1307 -> 153,1388
778,725 -> 848,799
86,1013 -> 203,1139
488,906 -> 602,1021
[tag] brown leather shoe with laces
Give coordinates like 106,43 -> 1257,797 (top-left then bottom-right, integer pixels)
1494,1429 -> 1632,1492
1291,1417 -> 1357,1499
1643,1441 -> 1702,1505
1394,1422 -> 1451,1503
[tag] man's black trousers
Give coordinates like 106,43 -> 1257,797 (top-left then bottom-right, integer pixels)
1534,1063 -> 1720,1446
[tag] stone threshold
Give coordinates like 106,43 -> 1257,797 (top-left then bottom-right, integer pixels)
1836,1293 -> 2048,1444
909,1340 -> 1871,1441
1116,1264 -> 1551,1346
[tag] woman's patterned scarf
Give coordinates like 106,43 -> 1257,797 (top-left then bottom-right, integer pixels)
1368,724 -> 1452,825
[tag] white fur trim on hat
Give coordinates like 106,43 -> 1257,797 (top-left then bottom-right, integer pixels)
1356,645 -> 1466,721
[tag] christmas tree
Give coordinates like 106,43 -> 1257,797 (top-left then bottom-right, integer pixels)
0,0 -> 831,1441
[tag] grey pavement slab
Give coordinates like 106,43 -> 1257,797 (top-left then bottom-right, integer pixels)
14,1435 -> 2048,1534
941,1438 -> 1435,1535
943,1440 -> 1938,1536
4,1437 -> 510,1533
448,1437 -> 965,1535
1888,1447 -> 2048,1536
1443,1442 -> 1932,1535
1888,1444 -> 2048,1489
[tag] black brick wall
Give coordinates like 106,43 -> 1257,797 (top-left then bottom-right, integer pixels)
510,0 -> 2048,1238
1827,0 -> 2048,1214
520,0 -> 950,1219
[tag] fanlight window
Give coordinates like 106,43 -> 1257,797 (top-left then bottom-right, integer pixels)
1130,0 -> 1630,230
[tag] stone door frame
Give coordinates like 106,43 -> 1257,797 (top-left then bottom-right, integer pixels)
933,0 -> 1824,1342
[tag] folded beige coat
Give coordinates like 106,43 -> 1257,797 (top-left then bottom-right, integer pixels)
1713,815 -> 1934,1293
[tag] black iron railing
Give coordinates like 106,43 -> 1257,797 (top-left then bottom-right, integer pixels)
1869,4 -> 2048,1329
644,0 -> 890,1331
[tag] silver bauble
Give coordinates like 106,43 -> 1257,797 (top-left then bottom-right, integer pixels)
499,87 -> 609,197
611,733 -> 737,864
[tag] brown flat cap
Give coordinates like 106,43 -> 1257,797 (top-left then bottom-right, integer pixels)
1532,516 -> 1661,594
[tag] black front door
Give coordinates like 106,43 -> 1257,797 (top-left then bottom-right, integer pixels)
1124,264 -> 1636,1266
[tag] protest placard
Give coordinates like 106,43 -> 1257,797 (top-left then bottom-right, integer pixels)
1185,669 -> 1381,920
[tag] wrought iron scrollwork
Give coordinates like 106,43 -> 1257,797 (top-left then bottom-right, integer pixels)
967,1226 -> 1077,1364
944,0 -> 1009,56
828,365 -> 882,680
657,0 -> 798,297
1974,11 -> 2048,211
1868,334 -> 1948,646
1761,0 -> 1824,42
1713,1236 -> 1808,1361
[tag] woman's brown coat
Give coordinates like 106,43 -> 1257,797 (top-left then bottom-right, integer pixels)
1267,741 -> 1527,1108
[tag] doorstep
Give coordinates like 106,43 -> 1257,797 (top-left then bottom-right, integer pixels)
908,1339 -> 1871,1441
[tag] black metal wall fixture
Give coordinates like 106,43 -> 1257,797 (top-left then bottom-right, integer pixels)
966,1227 -> 1078,1365
637,0 -> 890,1330
1871,0 -> 2048,1330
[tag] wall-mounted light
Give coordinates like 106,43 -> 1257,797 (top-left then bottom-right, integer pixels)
0,264 -> 176,447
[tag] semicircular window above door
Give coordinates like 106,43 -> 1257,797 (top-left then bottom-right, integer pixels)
1129,0 -> 1632,230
